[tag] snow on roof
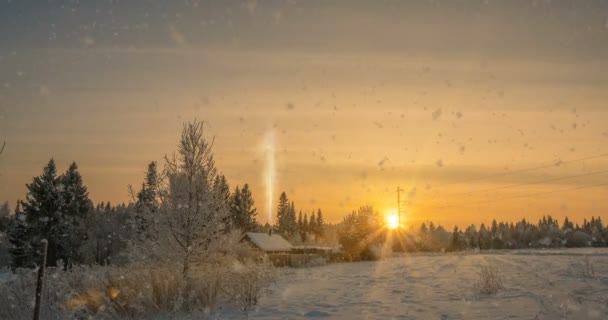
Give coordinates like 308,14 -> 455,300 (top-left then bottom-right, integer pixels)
243,232 -> 293,252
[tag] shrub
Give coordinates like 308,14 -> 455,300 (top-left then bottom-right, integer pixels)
476,263 -> 504,295
0,250 -> 275,319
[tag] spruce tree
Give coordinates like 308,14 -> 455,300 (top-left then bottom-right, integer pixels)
287,201 -> 297,236
229,184 -> 258,232
303,213 -> 309,234
11,159 -> 65,268
240,184 -> 257,231
316,208 -> 324,238
276,192 -> 290,234
297,211 -> 303,234
230,185 -> 242,229
135,161 -> 160,238
8,202 -> 32,269
213,174 -> 231,230
0,201 -> 10,232
60,161 -> 92,266
309,212 -> 317,238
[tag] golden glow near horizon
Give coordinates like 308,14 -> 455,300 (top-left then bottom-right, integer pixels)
1,1 -> 607,228
386,210 -> 400,230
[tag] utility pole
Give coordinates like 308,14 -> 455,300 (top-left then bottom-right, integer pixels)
33,239 -> 48,320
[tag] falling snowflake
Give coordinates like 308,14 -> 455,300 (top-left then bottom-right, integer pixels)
432,108 -> 442,120
83,36 -> 95,46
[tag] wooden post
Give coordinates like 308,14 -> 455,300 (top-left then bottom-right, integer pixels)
33,239 -> 48,320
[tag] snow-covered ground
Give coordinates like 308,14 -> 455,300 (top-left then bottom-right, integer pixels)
223,249 -> 608,319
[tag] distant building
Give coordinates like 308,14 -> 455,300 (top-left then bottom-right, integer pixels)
241,232 -> 293,254
241,232 -> 336,267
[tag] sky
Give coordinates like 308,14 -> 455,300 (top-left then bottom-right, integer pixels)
0,0 -> 607,228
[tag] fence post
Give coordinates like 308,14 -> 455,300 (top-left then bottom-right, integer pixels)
33,239 -> 48,320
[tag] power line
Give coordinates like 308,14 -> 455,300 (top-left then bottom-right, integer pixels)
442,169 -> 608,198
429,152 -> 608,189
431,182 -> 608,210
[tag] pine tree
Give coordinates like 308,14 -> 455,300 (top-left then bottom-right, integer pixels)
8,201 -> 31,269
303,213 -> 308,231
240,184 -> 257,231
214,174 -> 231,230
309,212 -> 317,238
0,201 -> 10,232
451,226 -> 462,251
60,161 -> 92,266
10,159 -> 66,268
135,162 -> 160,238
276,192 -> 290,234
316,208 -> 324,238
287,202 -> 297,236
297,211 -> 303,234
229,184 -> 258,232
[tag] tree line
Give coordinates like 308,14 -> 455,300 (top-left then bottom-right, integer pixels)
274,191 -> 325,243
337,206 -> 608,261
0,131 -> 329,270
0,122 -> 265,271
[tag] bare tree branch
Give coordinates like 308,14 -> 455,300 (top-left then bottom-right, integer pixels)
0,141 -> 5,155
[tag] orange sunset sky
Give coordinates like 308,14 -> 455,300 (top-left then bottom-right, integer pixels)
1,0 -> 607,228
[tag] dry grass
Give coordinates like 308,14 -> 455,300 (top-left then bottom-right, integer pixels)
0,256 -> 274,319
476,263 -> 504,295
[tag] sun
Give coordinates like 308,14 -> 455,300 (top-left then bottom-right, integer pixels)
386,211 -> 400,230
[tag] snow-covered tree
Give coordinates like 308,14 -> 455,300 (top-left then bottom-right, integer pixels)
135,120 -> 231,277
337,206 -> 383,261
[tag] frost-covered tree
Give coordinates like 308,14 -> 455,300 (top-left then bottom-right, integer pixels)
136,120 -> 230,277
337,206 -> 383,261
81,202 -> 133,265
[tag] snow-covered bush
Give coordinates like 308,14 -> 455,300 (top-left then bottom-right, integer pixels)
337,206 -> 384,261
0,246 -> 275,319
476,263 -> 504,295
0,120 -> 276,319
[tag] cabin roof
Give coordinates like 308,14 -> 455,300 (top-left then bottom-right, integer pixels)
242,232 -> 293,252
